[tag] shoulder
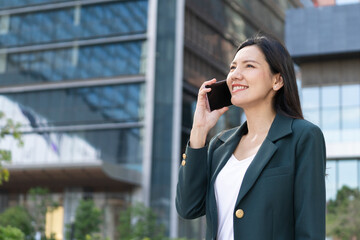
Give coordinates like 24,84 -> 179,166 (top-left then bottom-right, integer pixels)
292,118 -> 323,137
291,118 -> 325,149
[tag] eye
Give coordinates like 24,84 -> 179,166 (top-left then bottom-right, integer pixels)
246,64 -> 255,68
230,65 -> 236,70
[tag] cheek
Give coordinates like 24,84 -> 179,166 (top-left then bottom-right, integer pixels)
226,75 -> 232,89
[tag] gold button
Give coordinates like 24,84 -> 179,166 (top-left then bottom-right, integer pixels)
235,209 -> 244,219
182,153 -> 187,159
181,160 -> 186,166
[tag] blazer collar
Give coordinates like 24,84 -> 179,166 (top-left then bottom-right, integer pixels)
266,113 -> 293,142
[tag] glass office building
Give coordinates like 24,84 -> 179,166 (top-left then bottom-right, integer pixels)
0,0 -> 301,239
286,2 -> 360,203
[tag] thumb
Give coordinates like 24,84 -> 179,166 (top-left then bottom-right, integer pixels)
215,106 -> 229,116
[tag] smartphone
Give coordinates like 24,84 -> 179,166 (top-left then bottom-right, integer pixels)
205,79 -> 232,111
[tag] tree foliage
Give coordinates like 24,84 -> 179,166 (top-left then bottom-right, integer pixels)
0,225 -> 25,240
70,199 -> 102,240
117,202 -> 166,240
0,111 -> 23,185
326,185 -> 360,240
0,206 -> 34,237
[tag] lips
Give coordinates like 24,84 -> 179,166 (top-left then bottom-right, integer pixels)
232,84 -> 249,92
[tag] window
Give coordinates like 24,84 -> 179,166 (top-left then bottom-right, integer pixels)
0,41 -> 146,86
326,161 -> 337,200
326,159 -> 360,201
0,1 -> 148,47
302,87 -> 320,125
0,83 -> 145,127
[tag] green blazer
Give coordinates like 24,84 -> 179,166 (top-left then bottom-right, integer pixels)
176,114 -> 326,240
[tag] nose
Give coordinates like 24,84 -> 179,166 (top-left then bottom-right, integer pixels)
228,67 -> 244,82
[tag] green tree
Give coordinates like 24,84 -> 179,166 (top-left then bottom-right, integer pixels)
69,199 -> 102,240
117,202 -> 166,240
0,225 -> 25,240
0,206 -> 34,238
326,185 -> 360,239
0,111 -> 23,185
27,187 -> 58,240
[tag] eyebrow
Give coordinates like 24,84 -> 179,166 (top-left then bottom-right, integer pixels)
230,60 -> 260,66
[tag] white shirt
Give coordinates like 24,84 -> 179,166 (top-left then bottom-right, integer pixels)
214,154 -> 255,240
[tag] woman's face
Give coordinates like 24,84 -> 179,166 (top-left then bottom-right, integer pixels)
226,45 -> 279,109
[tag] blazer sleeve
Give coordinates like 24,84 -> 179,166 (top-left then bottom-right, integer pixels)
175,143 -> 208,219
294,124 -> 326,240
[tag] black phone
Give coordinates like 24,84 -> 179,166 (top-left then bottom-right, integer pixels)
205,79 -> 232,111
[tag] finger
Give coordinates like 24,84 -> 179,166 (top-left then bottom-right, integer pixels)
197,88 -> 211,103
199,86 -> 211,95
200,78 -> 217,90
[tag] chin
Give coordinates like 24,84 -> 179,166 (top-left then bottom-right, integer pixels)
231,97 -> 245,108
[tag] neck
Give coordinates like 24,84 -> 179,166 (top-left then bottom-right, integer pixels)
243,105 -> 276,137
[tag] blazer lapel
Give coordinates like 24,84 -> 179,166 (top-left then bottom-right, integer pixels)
234,138 -> 277,205
234,114 -> 294,206
210,125 -> 247,186
208,124 -> 247,236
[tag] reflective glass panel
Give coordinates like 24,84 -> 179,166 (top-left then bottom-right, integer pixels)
0,41 -> 146,86
0,1 -> 148,47
338,160 -> 358,189
323,129 -> 341,143
233,0 -> 284,37
326,160 -> 337,201
322,108 -> 340,130
1,128 -> 143,171
342,107 -> 360,129
321,86 -> 340,108
224,6 -> 256,40
0,0 -> 72,9
301,87 -> 320,109
322,106 -> 341,142
341,84 -> 360,107
0,83 -> 145,127
303,109 -> 320,126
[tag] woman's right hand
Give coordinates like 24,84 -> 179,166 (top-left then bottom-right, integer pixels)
190,78 -> 229,148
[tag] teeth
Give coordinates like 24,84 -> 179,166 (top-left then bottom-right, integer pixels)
233,86 -> 248,91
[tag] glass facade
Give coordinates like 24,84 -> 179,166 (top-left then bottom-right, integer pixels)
1,84 -> 145,127
326,159 -> 360,200
0,1 -> 148,47
0,1 -> 148,238
0,0 -> 73,9
150,0 -> 177,234
302,84 -> 360,201
302,84 -> 360,143
0,41 -> 146,85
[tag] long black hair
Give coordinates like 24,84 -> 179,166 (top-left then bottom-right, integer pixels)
237,33 -> 303,119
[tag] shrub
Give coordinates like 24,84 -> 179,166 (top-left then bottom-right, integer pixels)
0,206 -> 34,237
0,225 -> 25,240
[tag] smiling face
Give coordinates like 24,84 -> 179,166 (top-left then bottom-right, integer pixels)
226,45 -> 282,110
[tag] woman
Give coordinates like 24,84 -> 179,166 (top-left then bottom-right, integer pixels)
176,34 -> 326,240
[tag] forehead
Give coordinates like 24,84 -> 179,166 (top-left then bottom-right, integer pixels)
233,45 -> 266,63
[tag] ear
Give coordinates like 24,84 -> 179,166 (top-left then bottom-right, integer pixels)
272,74 -> 284,91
